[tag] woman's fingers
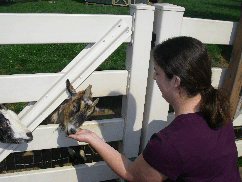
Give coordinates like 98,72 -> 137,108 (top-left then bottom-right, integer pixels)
68,129 -> 93,142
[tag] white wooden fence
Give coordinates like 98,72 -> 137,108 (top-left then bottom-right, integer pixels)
0,3 -> 241,182
0,4 -> 155,181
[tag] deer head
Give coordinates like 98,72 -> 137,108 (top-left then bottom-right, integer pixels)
0,104 -> 33,144
56,79 -> 99,135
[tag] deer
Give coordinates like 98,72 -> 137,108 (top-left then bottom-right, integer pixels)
0,104 -> 33,144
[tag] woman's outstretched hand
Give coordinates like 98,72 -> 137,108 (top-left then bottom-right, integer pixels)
68,128 -> 97,143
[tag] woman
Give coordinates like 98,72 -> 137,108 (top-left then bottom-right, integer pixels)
69,37 -> 241,181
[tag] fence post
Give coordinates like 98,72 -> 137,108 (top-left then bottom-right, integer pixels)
223,6 -> 242,119
153,3 -> 185,43
140,3 -> 185,151
121,4 -> 155,159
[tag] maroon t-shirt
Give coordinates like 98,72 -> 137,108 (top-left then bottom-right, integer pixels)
143,112 -> 241,181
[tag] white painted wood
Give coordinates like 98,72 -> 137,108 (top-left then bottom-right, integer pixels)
234,110 -> 242,127
13,118 -> 124,152
18,102 -> 36,120
0,70 -> 128,103
153,4 -> 238,46
140,3 -> 185,151
153,3 -> 185,44
0,13 -> 132,44
167,112 -> 175,124
122,4 -> 155,158
236,140 -> 242,157
181,17 -> 238,45
211,67 -> 227,88
0,161 -> 118,182
0,17 -> 132,162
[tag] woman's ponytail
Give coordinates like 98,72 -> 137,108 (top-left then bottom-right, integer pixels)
200,86 -> 231,130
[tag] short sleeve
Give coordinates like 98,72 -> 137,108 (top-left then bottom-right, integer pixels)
143,132 -> 183,180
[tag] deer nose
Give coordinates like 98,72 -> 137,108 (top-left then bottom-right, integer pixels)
26,132 -> 33,141
69,128 -> 76,135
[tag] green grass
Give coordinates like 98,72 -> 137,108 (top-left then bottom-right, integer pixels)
0,43 -> 127,74
161,0 -> 240,22
238,157 -> 242,168
0,0 -> 129,14
0,44 -> 86,74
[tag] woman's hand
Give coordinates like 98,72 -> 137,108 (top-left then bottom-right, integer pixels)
68,128 -> 97,143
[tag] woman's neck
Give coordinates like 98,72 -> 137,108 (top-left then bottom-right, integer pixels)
173,93 -> 202,117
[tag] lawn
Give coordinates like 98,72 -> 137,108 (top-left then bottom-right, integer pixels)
0,0 -> 130,14
161,0 -> 240,22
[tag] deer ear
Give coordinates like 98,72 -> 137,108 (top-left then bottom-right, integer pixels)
91,98 -> 99,107
86,98 -> 99,117
66,79 -> 76,97
84,85 -> 92,98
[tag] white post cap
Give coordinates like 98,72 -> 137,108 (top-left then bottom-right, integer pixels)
154,3 -> 185,12
130,4 -> 155,11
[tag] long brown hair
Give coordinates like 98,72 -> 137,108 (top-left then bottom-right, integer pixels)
153,36 -> 231,130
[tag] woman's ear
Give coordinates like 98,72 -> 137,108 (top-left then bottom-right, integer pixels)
173,75 -> 181,88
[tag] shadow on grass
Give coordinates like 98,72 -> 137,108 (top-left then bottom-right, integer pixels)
0,0 -> 38,6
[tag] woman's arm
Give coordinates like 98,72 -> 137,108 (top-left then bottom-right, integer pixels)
68,129 -> 167,182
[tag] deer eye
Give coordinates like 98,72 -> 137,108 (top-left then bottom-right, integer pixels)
72,102 -> 80,113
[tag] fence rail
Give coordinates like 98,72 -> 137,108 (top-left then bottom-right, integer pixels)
14,118 -> 124,152
0,70 -> 128,103
0,161 -> 118,182
0,13 -> 132,44
181,17 -> 238,45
